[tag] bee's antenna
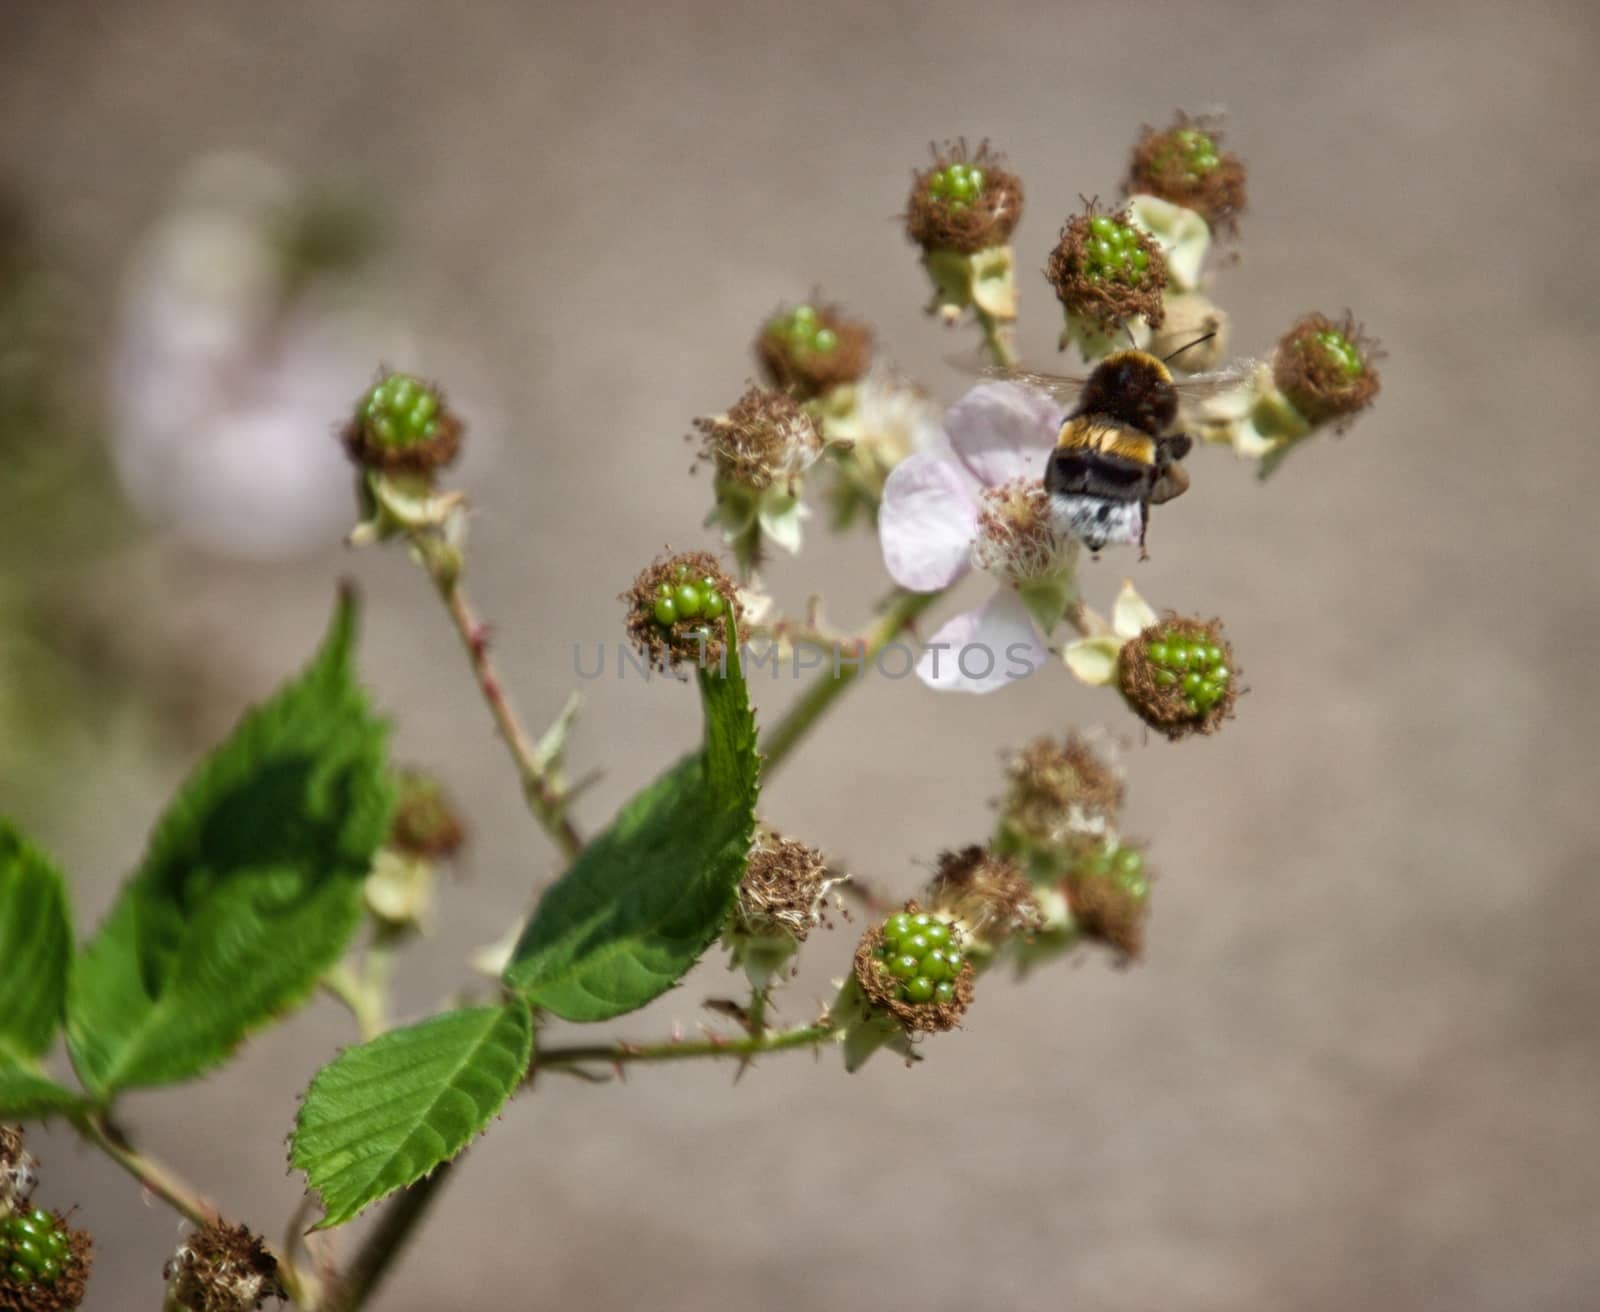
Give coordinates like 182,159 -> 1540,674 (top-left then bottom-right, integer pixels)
1123,322 -> 1139,350
1162,331 -> 1217,365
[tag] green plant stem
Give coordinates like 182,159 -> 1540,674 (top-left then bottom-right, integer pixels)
419,560 -> 584,862
73,1112 -> 313,1306
535,1021 -> 838,1070
322,1162 -> 455,1312
759,587 -> 943,777
977,309 -> 1019,369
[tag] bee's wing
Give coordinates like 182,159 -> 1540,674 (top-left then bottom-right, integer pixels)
1168,358 -> 1263,399
947,355 -> 1092,405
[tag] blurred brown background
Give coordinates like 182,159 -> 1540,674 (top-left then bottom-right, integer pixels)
4,1 -> 1599,1308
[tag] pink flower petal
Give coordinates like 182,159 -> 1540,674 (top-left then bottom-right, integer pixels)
914,588 -> 1048,693
879,451 -> 981,591
943,382 -> 1064,489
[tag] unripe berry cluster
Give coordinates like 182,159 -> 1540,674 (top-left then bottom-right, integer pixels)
1073,837 -> 1149,902
1063,836 -> 1152,960
652,561 -> 730,629
1082,214 -> 1153,286
341,370 -> 463,474
765,305 -> 839,357
1166,128 -> 1221,177
1315,328 -> 1365,380
1142,628 -> 1232,717
873,910 -> 967,1005
925,161 -> 986,209
1118,615 -> 1240,739
1,1208 -> 70,1287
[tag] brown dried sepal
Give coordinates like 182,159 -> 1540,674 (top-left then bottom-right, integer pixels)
1118,615 -> 1239,740
1046,205 -> 1168,333
904,140 -> 1024,256
852,902 -> 974,1035
736,832 -> 832,943
163,1219 -> 284,1312
1001,734 -> 1124,844
622,550 -> 741,673
339,386 -> 463,476
1063,867 -> 1149,962
1273,312 -> 1383,429
0,1213 -> 92,1312
0,1126 -> 33,1207
755,304 -> 873,400
1125,112 -> 1248,236
925,845 -> 1041,946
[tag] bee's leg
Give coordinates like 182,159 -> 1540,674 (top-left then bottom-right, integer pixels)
1138,501 -> 1150,561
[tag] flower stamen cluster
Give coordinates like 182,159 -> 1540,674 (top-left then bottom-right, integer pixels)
971,479 -> 1073,586
162,1219 -> 284,1312
691,386 -> 823,494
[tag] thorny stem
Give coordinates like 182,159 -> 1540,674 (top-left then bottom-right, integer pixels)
759,587 -> 943,776
416,550 -> 584,862
534,1021 -> 839,1071
322,1162 -> 455,1312
73,1112 -> 313,1306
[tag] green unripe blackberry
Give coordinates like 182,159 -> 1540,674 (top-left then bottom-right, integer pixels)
1064,836 -> 1151,960
1125,113 -> 1248,235
1273,311 -> 1382,428
925,161 -> 987,208
1119,615 -> 1240,739
1047,206 -> 1167,335
1142,630 -> 1231,715
1,1208 -> 71,1286
755,302 -> 873,399
904,140 -> 1024,257
341,370 -> 463,474
867,908 -> 970,1009
625,551 -> 740,671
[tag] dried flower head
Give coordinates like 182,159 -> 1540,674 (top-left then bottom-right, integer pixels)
340,371 -> 463,475
0,1129 -> 37,1213
755,302 -> 873,400
924,845 -> 1042,950
0,1208 -> 91,1312
1063,836 -> 1151,961
388,769 -> 465,860
623,550 -> 740,672
998,733 -> 1125,854
853,903 -> 975,1034
1273,312 -> 1383,429
1118,615 -> 1239,739
971,479 -> 1074,587
905,140 -> 1024,256
163,1219 -> 284,1312
691,385 -> 824,493
1047,203 -> 1168,334
1125,112 -> 1248,235
733,832 -> 840,945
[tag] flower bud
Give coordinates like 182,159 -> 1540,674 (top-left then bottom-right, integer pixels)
341,371 -> 463,476
724,831 -> 842,990
1047,203 -> 1168,358
1062,836 -> 1151,962
923,845 -> 1041,956
1272,312 -> 1382,429
995,734 -> 1124,877
0,1206 -> 91,1312
0,1129 -> 38,1213
1118,616 -> 1240,739
162,1220 -> 283,1312
1125,113 -> 1247,237
904,141 -> 1023,323
755,302 -> 872,402
623,550 -> 740,673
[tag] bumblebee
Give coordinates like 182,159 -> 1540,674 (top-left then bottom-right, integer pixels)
986,337 -> 1242,554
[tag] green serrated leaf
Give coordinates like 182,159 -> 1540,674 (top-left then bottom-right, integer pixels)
503,615 -> 759,1020
0,821 -> 73,1062
66,592 -> 393,1097
0,1063 -> 83,1118
292,1001 -> 533,1228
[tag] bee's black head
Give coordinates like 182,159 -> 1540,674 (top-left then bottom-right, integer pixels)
1075,349 -> 1178,436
